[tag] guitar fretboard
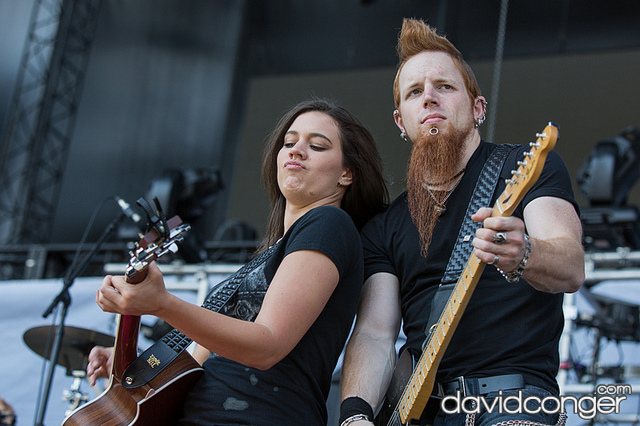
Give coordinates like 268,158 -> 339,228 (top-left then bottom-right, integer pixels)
396,253 -> 485,422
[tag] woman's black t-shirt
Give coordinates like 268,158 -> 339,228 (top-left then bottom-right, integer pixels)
180,206 -> 363,425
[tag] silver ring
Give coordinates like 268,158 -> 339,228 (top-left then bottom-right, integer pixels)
429,127 -> 439,135
493,231 -> 507,245
488,254 -> 499,265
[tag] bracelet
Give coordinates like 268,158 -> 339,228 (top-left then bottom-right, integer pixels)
497,233 -> 531,283
339,396 -> 374,425
340,413 -> 371,426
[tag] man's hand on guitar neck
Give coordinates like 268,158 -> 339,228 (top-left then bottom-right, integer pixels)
471,199 -> 584,294
86,346 -> 114,386
470,206 -> 527,274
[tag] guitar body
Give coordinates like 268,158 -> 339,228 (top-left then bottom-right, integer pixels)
62,350 -> 203,426
375,350 -> 439,426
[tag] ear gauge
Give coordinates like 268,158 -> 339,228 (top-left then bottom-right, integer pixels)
475,99 -> 488,128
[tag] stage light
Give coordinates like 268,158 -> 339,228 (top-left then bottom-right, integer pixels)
143,167 -> 224,263
577,127 -> 640,251
577,127 -> 640,207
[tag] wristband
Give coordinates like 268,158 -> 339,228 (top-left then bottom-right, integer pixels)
339,396 -> 373,425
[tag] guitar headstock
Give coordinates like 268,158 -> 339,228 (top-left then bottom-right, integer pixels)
493,122 -> 558,217
125,215 -> 190,284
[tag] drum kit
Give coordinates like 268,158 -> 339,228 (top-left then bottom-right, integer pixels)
22,325 -> 114,416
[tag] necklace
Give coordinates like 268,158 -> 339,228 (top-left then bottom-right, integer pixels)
425,167 -> 466,187
424,169 -> 465,215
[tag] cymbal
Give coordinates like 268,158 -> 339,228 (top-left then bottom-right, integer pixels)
23,325 -> 114,373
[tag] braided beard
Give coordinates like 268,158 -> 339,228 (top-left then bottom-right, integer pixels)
407,127 -> 466,258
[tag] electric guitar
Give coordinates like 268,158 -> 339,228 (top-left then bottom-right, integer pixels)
62,202 -> 204,426
375,123 -> 559,426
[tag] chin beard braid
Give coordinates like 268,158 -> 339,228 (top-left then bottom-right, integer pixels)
407,126 -> 467,258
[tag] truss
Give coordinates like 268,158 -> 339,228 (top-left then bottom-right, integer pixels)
0,0 -> 102,250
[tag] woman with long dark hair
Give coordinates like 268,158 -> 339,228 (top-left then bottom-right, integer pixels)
86,98 -> 388,425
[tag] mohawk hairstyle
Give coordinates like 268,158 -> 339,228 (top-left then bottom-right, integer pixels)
392,18 -> 482,108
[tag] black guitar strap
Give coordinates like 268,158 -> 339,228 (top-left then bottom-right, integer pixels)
424,143 -> 517,347
121,243 -> 277,389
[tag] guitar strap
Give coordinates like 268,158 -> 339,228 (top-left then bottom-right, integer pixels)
424,143 -> 517,347
121,243 -> 277,389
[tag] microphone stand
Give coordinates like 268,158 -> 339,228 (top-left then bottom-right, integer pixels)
34,211 -> 127,426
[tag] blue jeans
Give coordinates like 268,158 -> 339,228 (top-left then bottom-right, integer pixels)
432,385 -> 566,426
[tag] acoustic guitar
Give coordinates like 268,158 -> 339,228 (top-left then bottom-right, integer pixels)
62,209 -> 204,426
375,123 -> 559,426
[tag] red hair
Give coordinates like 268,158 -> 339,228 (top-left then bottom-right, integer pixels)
392,18 -> 482,108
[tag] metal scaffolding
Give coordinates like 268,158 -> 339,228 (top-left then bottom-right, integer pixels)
0,0 -> 102,253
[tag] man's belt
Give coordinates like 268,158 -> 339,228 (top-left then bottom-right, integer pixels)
442,374 -> 525,397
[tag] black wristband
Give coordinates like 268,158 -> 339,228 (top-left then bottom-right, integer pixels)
339,396 -> 374,424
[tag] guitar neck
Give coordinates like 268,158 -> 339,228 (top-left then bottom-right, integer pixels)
394,253 -> 486,422
112,268 -> 147,378
392,194 -> 522,422
100,212 -> 191,382
112,314 -> 142,378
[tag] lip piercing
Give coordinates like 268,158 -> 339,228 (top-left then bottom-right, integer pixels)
429,127 -> 438,135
